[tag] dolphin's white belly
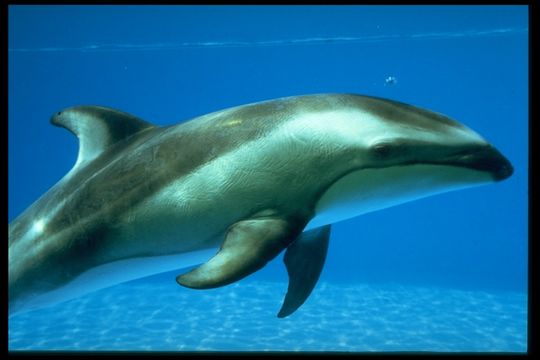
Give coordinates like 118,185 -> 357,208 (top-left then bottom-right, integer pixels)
13,248 -> 217,315
306,164 -> 493,230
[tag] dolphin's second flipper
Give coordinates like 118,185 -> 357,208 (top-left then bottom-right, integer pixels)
277,225 -> 331,318
176,215 -> 304,289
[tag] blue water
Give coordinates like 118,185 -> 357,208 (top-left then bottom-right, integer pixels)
8,5 -> 528,352
8,279 -> 527,352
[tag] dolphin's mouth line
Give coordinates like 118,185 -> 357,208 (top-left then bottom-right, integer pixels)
424,145 -> 514,181
359,145 -> 514,182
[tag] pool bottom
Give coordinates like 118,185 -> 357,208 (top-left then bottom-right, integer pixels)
8,280 -> 527,352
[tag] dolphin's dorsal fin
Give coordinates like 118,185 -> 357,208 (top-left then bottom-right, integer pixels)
51,105 -> 154,169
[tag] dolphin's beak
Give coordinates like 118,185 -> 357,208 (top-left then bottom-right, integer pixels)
444,145 -> 514,182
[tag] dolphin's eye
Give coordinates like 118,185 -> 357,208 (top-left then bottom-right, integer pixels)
371,142 -> 394,159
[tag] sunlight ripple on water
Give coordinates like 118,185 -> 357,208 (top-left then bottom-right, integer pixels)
8,281 -> 527,352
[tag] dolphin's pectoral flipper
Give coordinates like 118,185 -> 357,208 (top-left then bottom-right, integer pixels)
51,106 -> 154,169
176,215 -> 305,289
277,225 -> 331,318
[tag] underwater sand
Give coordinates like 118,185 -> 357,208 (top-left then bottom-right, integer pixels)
8,281 -> 527,352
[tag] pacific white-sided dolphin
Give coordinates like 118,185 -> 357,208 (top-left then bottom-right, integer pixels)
8,93 -> 513,317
